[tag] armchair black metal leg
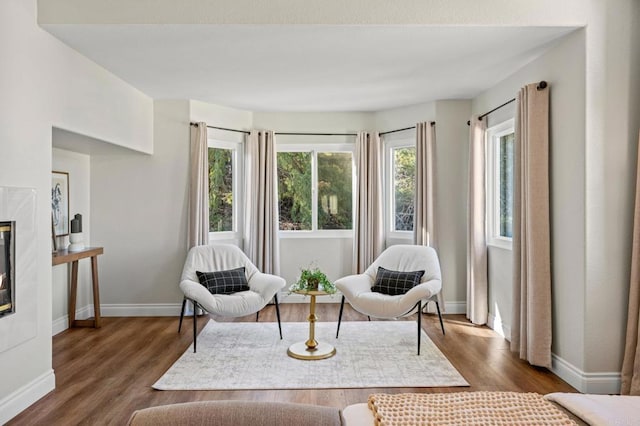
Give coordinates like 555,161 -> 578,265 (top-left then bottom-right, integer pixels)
256,311 -> 259,322
193,300 -> 198,353
417,300 -> 422,356
435,301 -> 445,335
274,294 -> 282,339
367,316 -> 371,321
178,297 -> 186,333
336,295 -> 345,338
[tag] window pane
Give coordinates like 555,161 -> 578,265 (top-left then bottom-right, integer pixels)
394,147 -> 415,231
318,152 -> 353,230
277,152 -> 312,230
499,133 -> 514,238
208,147 -> 233,232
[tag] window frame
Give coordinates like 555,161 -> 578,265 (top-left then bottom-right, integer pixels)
486,119 -> 515,250
277,143 -> 355,239
207,138 -> 244,241
384,138 -> 416,240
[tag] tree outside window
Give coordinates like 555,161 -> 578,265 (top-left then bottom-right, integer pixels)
277,149 -> 353,232
393,147 -> 416,231
208,147 -> 233,232
318,152 -> 352,230
486,118 -> 514,249
499,133 -> 514,238
277,151 -> 312,230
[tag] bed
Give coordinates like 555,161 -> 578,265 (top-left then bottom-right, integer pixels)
341,391 -> 640,425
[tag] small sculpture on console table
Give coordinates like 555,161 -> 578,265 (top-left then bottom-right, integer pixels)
69,213 -> 85,252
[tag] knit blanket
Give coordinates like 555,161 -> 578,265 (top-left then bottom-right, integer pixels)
368,391 -> 578,425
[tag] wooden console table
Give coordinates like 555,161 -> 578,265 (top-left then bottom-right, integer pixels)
52,247 -> 104,328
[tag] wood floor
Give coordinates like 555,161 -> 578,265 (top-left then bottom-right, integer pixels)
9,304 -> 576,425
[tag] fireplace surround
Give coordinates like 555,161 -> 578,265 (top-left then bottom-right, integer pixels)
0,221 -> 14,316
0,187 -> 36,353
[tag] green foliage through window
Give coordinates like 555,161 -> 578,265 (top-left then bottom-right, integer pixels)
277,150 -> 353,231
499,133 -> 514,238
393,147 -> 415,231
277,152 -> 312,230
318,153 -> 352,230
208,147 -> 233,232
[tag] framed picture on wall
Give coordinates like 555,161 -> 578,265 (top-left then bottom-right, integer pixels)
51,171 -> 69,236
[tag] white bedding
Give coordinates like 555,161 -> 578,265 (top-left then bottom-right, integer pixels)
545,392 -> 640,426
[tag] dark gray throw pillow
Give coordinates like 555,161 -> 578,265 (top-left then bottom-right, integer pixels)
371,267 -> 425,296
196,267 -> 249,295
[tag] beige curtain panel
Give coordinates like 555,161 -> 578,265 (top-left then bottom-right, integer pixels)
188,122 -> 210,249
244,130 -> 280,275
466,116 -> 488,325
414,122 -> 436,247
621,132 -> 640,395
353,131 -> 384,274
511,83 -> 552,368
415,122 -> 444,310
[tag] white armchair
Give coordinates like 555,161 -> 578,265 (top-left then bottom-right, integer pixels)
335,244 -> 444,355
178,244 -> 286,352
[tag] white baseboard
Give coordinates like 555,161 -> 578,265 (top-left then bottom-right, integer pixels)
54,303 -> 184,322
482,321 -> 621,394
279,292 -> 343,304
443,301 -> 466,314
52,305 -> 95,336
0,369 -> 55,425
487,312 -> 511,341
80,300 -> 465,318
101,303 -> 183,317
280,292 -> 465,315
551,354 -> 621,394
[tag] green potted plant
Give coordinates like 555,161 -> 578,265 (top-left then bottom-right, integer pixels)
290,266 -> 336,294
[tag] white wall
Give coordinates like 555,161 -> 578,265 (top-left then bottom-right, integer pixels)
91,100 -> 190,314
433,100 -> 472,307
583,0 -> 640,378
190,100 -> 253,137
51,147 -> 92,334
373,102 -> 436,135
38,0 -> 590,26
278,238 -> 353,301
0,1 -> 153,423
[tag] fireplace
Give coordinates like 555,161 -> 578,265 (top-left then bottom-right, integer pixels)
0,221 -> 14,316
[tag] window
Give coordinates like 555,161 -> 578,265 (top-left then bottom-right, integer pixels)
277,151 -> 312,230
385,139 -> 416,236
208,139 -> 243,238
277,145 -> 353,235
486,119 -> 514,249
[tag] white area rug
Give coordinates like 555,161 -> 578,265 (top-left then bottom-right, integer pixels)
154,320 -> 468,390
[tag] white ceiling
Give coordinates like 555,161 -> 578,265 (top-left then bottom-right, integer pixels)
43,25 -> 576,112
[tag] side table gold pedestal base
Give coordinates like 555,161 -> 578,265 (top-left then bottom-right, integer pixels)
287,341 -> 336,360
287,290 -> 337,360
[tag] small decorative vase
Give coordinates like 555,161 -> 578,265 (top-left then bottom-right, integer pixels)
69,232 -> 85,252
307,278 -> 319,291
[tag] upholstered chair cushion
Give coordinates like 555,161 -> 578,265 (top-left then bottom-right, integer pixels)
335,245 -> 442,319
371,267 -> 425,296
196,267 -> 250,295
180,244 -> 285,317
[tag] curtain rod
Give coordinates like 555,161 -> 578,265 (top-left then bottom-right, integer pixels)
190,123 -> 251,135
190,122 -> 436,137
276,132 -> 357,136
467,80 -> 547,125
190,123 -> 356,137
379,122 -> 435,136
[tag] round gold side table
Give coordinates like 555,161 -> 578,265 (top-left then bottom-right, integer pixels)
287,290 -> 336,360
